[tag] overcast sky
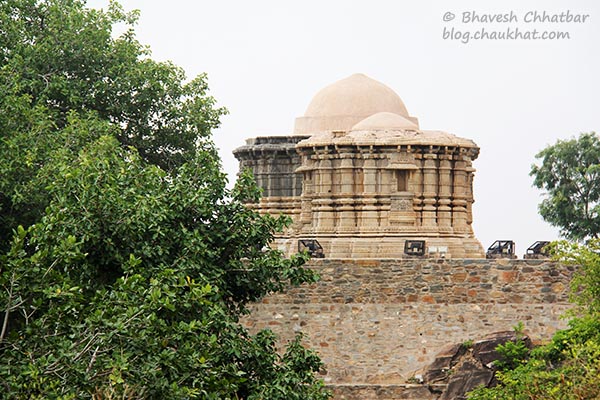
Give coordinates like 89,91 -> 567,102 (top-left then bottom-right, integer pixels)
88,0 -> 600,255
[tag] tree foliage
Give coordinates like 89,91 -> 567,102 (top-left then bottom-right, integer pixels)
468,318 -> 600,400
530,132 -> 600,241
492,323 -> 530,372
1,137 -> 327,399
0,0 -> 226,250
0,1 -> 330,398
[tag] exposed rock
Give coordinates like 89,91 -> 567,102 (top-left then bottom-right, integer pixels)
419,331 -> 533,400
439,361 -> 494,400
330,384 -> 443,400
423,343 -> 466,383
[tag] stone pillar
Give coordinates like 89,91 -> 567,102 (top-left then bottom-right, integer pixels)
410,154 -> 424,227
437,153 -> 453,232
421,151 -> 438,228
338,155 -> 355,231
377,167 -> 393,228
314,157 -> 334,231
256,157 -> 267,195
465,163 -> 476,234
298,158 -> 315,227
269,159 -> 278,196
360,156 -> 379,231
363,157 -> 377,193
452,154 -> 469,233
340,156 -> 354,194
243,159 -> 259,202
378,168 -> 393,195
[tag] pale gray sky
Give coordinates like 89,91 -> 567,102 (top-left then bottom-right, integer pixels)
88,0 -> 600,254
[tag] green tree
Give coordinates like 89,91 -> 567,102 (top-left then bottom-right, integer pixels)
1,136 -> 328,398
0,1 -> 330,398
530,132 -> 600,241
0,0 -> 226,250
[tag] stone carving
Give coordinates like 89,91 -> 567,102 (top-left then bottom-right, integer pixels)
397,199 -> 412,211
233,73 -> 484,258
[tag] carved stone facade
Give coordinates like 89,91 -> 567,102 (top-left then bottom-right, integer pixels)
234,74 -> 484,258
234,135 -> 307,221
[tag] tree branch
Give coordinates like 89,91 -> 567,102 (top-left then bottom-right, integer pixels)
0,272 -> 16,342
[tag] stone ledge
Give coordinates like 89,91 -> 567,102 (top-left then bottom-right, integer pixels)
328,383 -> 445,400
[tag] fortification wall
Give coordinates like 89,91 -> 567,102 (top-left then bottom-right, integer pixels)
243,258 -> 574,391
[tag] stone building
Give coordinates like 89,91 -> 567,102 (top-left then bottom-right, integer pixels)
234,73 -> 484,258
235,74 -> 573,399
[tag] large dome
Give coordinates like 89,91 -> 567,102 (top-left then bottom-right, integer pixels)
294,73 -> 418,135
305,73 -> 409,118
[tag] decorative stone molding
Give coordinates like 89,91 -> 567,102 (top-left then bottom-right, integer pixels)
233,74 -> 485,258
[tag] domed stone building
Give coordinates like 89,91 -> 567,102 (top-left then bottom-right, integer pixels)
236,76 -> 572,399
234,73 -> 484,258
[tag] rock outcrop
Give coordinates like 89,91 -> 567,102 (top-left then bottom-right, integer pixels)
419,331 -> 533,400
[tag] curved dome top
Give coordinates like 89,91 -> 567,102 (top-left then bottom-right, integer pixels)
351,112 -> 418,131
293,73 -> 417,135
304,73 -> 409,118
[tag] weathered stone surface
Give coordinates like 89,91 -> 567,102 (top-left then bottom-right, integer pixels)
419,331 -> 534,400
233,73 -> 486,258
439,363 -> 494,400
233,135 -> 307,223
232,74 -> 570,399
243,258 -> 573,399
423,343 -> 466,383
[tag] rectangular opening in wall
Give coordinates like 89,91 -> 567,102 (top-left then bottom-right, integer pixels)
396,170 -> 408,192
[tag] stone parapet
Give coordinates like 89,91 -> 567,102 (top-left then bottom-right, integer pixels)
273,236 -> 484,259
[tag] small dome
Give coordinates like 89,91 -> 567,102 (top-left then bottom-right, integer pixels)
304,73 -> 409,118
293,73 -> 418,135
351,112 -> 419,131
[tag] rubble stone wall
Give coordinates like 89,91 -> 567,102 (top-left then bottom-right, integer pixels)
243,258 -> 574,388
